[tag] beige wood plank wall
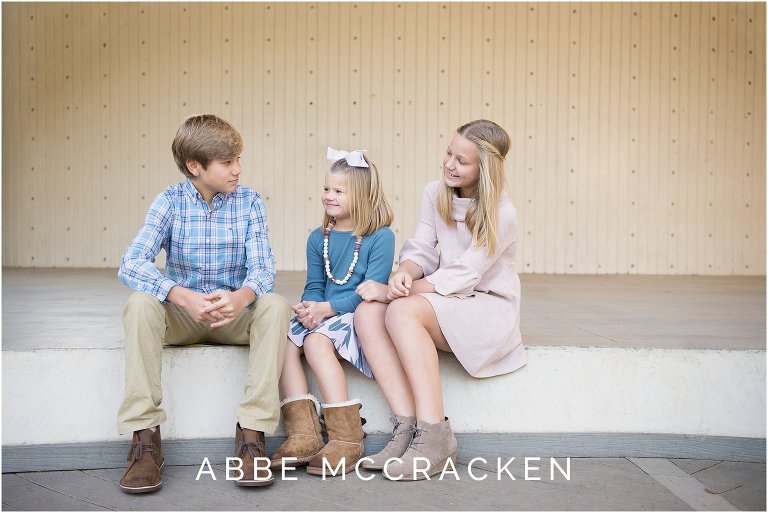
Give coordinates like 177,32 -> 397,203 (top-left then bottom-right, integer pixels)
3,2 -> 765,274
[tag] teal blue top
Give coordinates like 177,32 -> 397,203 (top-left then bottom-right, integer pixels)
302,226 -> 395,314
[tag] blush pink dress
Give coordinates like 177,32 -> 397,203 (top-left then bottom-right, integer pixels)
399,180 -> 527,378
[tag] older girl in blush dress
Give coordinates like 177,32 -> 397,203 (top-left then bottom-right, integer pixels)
354,120 -> 526,480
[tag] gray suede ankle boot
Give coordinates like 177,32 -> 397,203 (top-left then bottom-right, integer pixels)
361,415 -> 416,470
384,417 -> 457,481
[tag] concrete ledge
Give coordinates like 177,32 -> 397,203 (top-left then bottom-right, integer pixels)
2,344 -> 764,446
2,433 -> 764,473
2,270 -> 765,474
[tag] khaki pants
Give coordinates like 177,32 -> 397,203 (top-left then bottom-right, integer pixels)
116,291 -> 290,435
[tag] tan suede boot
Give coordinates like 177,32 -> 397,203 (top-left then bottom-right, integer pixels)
361,415 -> 416,470
119,426 -> 163,493
384,417 -> 458,481
306,400 -> 365,476
233,423 -> 274,487
269,395 -> 324,469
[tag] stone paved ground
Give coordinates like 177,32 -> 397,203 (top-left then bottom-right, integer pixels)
3,458 -> 765,511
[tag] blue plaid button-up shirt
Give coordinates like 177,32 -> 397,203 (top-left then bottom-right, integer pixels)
118,179 -> 276,301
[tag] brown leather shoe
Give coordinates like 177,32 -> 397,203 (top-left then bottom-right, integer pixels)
270,395 -> 324,469
234,423 -> 274,487
306,400 -> 365,476
119,426 -> 163,493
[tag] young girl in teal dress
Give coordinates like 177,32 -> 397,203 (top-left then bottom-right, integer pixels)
269,148 -> 395,476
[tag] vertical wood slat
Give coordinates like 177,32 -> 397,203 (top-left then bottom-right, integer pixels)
732,3 -> 746,274
681,3 -> 695,274
520,3 -> 534,273
591,2 -> 604,272
260,3 -> 276,265
744,2 -> 757,274
536,3 -> 554,273
704,2 -> 718,273
405,4 -> 415,238
10,4 -> 25,265
636,3 -> 651,273
275,3 -> 292,270
556,4 -> 571,274
611,3 -> 627,274
418,2 -> 430,189
715,2 -> 730,273
564,5 -> 578,273
657,2 -> 671,274
393,3 -> 407,241
24,2 -> 36,265
576,2 -> 591,273
48,5 -> 60,267
2,4 -> 19,265
752,4 -> 767,273
669,3 -> 682,273
2,2 -> 764,275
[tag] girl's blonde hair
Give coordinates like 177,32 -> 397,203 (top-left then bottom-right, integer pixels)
437,119 -> 510,256
323,156 -> 394,236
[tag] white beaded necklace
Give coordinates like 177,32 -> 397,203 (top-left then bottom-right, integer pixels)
323,218 -> 362,286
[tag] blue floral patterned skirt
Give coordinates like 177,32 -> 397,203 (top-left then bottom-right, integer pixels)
287,312 -> 373,379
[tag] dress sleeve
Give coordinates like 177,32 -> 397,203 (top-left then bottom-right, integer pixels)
301,230 -> 326,303
328,227 -> 395,314
426,204 -> 518,298
398,183 -> 440,276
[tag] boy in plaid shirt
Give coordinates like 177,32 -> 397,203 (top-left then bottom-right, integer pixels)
117,115 -> 289,492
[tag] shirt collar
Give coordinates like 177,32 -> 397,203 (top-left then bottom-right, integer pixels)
183,178 -> 233,208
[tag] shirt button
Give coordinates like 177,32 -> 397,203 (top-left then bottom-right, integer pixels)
206,238 -> 210,243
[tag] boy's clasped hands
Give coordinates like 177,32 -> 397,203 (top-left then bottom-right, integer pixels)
167,286 -> 255,328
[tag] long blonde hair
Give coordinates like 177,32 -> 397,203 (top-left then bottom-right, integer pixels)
322,156 -> 394,236
437,120 -> 510,255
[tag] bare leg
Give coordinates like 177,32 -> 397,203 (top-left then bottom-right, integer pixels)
279,340 -> 309,400
385,295 -> 450,424
303,333 -> 349,404
355,301 -> 416,416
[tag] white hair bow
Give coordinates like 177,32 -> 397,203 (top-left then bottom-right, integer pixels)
327,147 -> 369,168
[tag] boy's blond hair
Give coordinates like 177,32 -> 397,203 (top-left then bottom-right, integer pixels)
322,156 -> 394,236
437,119 -> 510,256
171,114 -> 243,177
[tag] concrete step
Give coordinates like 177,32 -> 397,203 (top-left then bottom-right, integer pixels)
3,342 -> 765,443
2,269 -> 765,469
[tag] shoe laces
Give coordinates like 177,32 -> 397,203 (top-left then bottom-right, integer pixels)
128,441 -> 155,461
388,416 -> 414,443
407,426 -> 425,452
237,439 -> 265,460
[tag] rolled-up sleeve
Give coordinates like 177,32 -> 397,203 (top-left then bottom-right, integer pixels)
242,194 -> 276,298
398,184 -> 440,276
427,205 -> 518,298
118,192 -> 178,301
